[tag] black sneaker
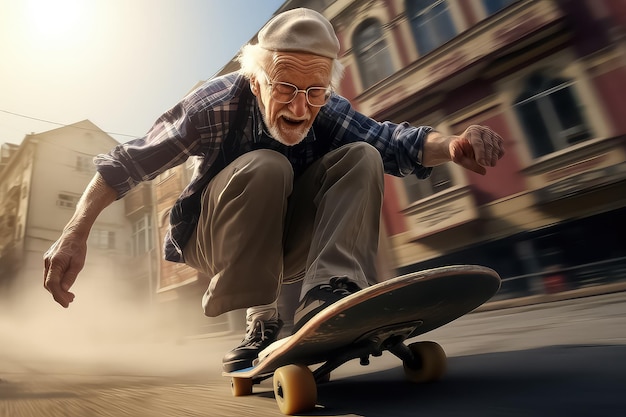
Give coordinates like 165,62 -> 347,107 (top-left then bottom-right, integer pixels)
292,277 -> 361,333
222,317 -> 283,372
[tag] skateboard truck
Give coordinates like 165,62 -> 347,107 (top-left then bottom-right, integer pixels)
311,321 -> 423,381
388,341 -> 423,369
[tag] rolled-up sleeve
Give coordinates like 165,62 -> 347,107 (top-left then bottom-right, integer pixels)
94,101 -> 200,199
318,95 -> 433,179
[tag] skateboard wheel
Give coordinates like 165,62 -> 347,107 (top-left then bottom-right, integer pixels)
231,377 -> 253,396
403,341 -> 447,383
273,365 -> 317,415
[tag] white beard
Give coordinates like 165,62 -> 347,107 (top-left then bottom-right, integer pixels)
259,105 -> 310,146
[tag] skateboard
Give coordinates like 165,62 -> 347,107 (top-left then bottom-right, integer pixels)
223,264 -> 501,415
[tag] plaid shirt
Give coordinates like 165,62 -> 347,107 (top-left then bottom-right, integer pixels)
95,72 -> 433,263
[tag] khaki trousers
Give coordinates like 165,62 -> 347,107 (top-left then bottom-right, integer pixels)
183,142 -> 384,317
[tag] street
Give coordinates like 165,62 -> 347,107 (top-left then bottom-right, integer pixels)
1,292 -> 625,416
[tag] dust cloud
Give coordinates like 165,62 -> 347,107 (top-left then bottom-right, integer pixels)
0,264 -> 227,379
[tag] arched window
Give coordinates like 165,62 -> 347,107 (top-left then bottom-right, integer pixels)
353,19 -> 394,89
406,0 -> 456,56
514,71 -> 591,158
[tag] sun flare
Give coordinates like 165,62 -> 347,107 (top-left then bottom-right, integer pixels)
24,0 -> 90,46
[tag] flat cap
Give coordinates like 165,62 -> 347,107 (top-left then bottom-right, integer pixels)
258,8 -> 340,59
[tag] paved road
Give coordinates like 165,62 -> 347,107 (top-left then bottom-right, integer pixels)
1,292 -> 625,416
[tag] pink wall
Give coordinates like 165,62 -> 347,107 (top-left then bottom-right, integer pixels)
591,66 -> 626,136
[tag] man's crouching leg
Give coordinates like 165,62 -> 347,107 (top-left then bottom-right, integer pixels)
287,142 -> 385,332
183,149 -> 292,371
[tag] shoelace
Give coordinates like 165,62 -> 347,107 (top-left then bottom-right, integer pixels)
242,319 -> 277,347
325,277 -> 359,296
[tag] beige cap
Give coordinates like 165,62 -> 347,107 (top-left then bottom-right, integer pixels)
257,8 -> 340,59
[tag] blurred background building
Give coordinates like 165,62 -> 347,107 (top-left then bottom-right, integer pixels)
1,0 -> 625,336
0,121 -> 144,308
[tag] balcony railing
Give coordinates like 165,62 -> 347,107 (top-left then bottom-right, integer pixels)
124,182 -> 153,218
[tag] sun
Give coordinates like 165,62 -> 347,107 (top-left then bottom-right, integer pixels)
24,0 -> 90,47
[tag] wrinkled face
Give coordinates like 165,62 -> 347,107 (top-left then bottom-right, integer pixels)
251,52 -> 333,146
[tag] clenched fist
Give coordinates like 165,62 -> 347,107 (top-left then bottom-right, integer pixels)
449,125 -> 505,175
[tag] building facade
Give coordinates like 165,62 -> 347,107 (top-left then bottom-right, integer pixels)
296,0 -> 626,298
0,121 -> 154,312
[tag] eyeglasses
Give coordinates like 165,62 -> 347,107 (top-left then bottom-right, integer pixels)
262,73 -> 331,107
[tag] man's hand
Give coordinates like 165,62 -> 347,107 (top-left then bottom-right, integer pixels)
42,172 -> 118,307
43,232 -> 87,308
449,125 -> 505,175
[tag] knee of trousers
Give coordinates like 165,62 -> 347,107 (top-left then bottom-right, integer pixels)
222,149 -> 294,196
336,142 -> 384,185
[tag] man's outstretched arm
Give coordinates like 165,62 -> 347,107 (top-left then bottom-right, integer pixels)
43,172 -> 118,307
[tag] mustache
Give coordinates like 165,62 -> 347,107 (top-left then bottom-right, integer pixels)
278,110 -> 311,123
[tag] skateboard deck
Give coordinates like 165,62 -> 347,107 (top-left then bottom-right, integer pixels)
224,264 -> 501,415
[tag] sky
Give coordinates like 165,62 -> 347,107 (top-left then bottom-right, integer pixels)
0,0 -> 285,144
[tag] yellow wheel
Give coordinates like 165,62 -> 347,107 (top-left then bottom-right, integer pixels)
403,341 -> 447,383
231,377 -> 253,396
273,365 -> 317,415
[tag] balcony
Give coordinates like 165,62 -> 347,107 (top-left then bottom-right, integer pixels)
402,185 -> 479,241
124,182 -> 153,218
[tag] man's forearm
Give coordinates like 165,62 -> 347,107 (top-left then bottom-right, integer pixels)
421,131 -> 454,167
63,172 -> 119,239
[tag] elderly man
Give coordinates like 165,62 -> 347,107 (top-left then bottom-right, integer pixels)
44,8 -> 504,372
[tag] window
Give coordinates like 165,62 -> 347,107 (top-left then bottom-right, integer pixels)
406,0 -> 456,56
353,19 -> 395,89
76,155 -> 96,174
403,165 -> 453,202
89,229 -> 116,250
57,193 -> 80,209
131,215 -> 153,256
514,71 -> 592,158
483,0 -> 517,15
